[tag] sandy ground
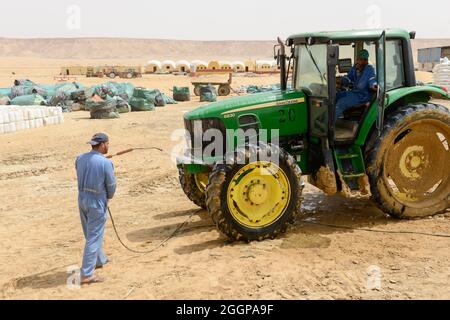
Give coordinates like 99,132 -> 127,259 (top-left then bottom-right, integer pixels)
0,64 -> 449,300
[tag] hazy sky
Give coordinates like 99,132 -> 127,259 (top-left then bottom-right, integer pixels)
1,0 -> 449,40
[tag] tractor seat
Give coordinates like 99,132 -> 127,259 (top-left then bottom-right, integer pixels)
343,101 -> 371,120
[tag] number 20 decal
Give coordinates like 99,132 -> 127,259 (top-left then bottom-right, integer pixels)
279,108 -> 296,123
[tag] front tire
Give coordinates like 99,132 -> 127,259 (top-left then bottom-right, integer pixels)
206,144 -> 304,242
366,103 -> 450,218
178,167 -> 208,209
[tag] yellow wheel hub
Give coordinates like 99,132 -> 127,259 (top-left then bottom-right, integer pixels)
227,161 -> 291,228
194,172 -> 209,193
247,183 -> 268,205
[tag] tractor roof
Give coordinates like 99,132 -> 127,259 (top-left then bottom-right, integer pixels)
287,28 -> 413,45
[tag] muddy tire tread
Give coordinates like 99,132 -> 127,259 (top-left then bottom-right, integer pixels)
205,144 -> 304,242
365,102 -> 450,219
178,167 -> 206,209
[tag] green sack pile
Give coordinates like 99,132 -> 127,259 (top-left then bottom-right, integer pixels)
87,82 -> 135,101
113,96 -> 131,114
173,86 -> 190,102
129,87 -> 156,111
10,94 -> 46,106
87,95 -> 120,119
129,97 -> 155,111
200,85 -> 217,102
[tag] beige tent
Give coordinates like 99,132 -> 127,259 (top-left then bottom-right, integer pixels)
60,66 -> 87,76
220,61 -> 233,71
208,60 -> 220,71
191,60 -> 208,72
232,61 -> 245,72
145,60 -> 162,73
244,60 -> 256,72
162,60 -> 176,73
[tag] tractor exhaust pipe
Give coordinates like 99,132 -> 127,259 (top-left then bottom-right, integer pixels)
276,37 -> 287,91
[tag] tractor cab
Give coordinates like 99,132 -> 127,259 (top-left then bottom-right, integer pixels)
282,29 -> 415,144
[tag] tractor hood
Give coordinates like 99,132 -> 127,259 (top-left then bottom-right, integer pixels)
185,90 -> 305,120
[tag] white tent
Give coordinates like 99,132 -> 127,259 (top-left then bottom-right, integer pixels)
145,60 -> 162,73
176,60 -> 191,73
162,60 -> 176,73
232,61 -> 245,72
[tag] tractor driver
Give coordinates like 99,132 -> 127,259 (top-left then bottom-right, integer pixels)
336,49 -> 378,118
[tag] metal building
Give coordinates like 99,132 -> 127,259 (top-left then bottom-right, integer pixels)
418,46 -> 450,72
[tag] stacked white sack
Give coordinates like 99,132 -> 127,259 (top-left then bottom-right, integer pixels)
433,57 -> 450,92
0,105 -> 63,134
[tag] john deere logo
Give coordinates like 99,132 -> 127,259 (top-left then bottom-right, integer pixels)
276,99 -> 303,106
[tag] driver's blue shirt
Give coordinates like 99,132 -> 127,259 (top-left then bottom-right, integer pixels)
342,64 -> 377,103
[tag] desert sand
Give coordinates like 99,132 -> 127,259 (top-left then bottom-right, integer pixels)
1,37 -> 450,62
0,58 -> 449,300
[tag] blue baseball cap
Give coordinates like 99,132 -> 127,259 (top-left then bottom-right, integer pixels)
88,133 -> 109,146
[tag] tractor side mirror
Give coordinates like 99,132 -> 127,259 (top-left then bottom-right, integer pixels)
276,49 -> 281,66
273,45 -> 280,60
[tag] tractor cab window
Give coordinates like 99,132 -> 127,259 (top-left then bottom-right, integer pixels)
386,40 -> 405,90
364,40 -> 405,90
294,44 -> 328,97
364,42 -> 376,66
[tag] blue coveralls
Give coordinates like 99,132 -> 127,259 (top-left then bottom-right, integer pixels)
75,150 -> 116,278
336,64 -> 377,118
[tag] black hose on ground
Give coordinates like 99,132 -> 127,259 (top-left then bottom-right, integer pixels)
107,207 -> 202,254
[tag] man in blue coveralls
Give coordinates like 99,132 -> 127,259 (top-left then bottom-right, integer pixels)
336,49 -> 378,118
75,133 -> 116,285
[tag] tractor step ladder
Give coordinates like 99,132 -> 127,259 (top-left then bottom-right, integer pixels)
334,146 -> 367,190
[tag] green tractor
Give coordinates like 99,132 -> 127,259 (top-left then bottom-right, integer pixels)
177,29 -> 450,242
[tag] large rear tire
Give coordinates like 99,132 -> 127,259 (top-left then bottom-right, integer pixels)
178,167 -> 208,209
206,144 -> 304,242
366,103 -> 450,218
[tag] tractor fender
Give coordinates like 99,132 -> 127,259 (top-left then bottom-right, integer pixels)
355,85 -> 449,146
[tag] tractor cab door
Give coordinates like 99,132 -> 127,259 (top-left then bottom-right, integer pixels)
376,31 -> 387,134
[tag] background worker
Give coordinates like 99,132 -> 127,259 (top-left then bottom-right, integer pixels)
336,49 -> 378,118
75,133 -> 116,285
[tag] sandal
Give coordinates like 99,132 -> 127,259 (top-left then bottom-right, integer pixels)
81,274 -> 106,285
96,258 -> 112,270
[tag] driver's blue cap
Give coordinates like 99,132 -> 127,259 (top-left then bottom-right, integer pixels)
88,133 -> 109,146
